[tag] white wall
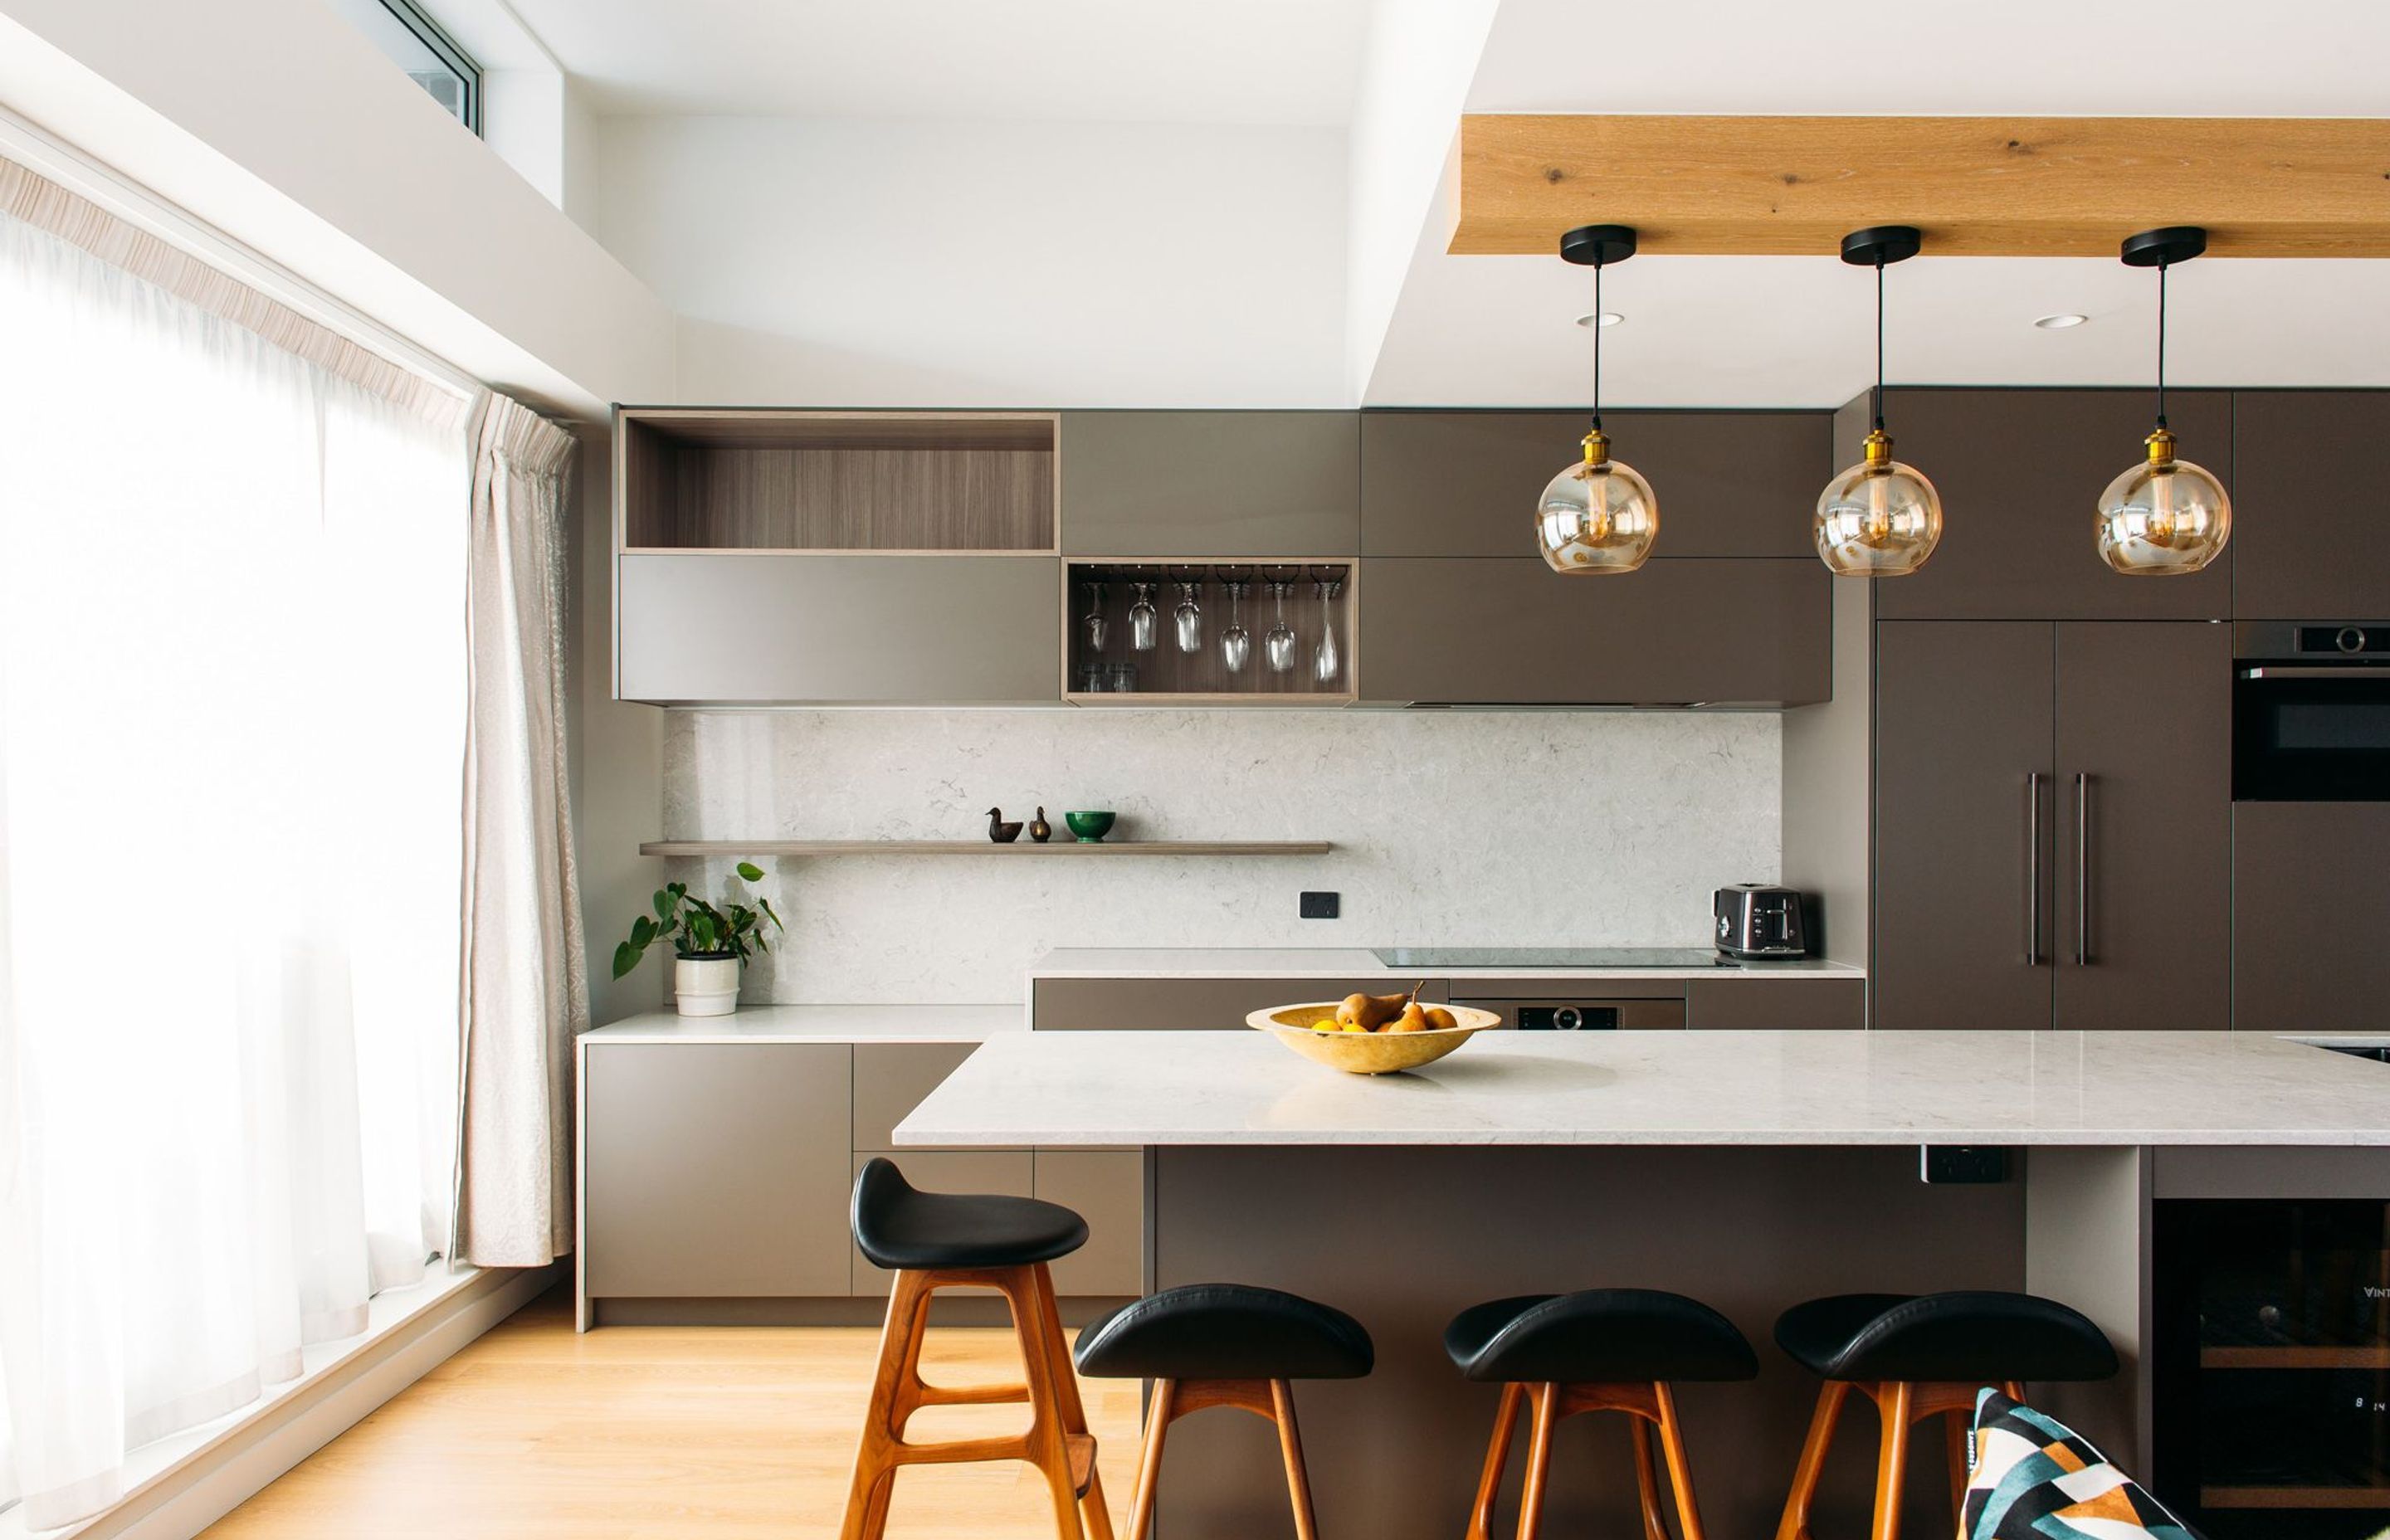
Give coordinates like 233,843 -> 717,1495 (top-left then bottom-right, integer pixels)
592,115 -> 1348,407
651,708 -> 1781,1004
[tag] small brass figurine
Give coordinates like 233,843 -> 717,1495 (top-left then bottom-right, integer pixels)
987,807 -> 1024,844
1029,807 -> 1053,843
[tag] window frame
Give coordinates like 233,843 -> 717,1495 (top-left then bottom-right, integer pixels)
373,0 -> 482,136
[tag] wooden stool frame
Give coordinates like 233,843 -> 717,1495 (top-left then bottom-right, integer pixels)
1122,1375 -> 1319,1540
839,1260 -> 1114,1540
1773,1377 -> 2025,1540
1463,1379 -> 1710,1540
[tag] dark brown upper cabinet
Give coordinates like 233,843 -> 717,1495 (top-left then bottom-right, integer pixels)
1360,410 -> 1827,559
1059,412 -> 1358,557
1356,557 -> 1828,706
2231,391 -> 2390,619
1867,389 -> 2233,623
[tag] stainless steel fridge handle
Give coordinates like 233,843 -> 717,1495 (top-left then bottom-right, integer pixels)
2074,772 -> 2092,966
2026,772 -> 2043,967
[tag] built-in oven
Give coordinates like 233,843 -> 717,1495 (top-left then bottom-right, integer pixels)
2233,622 -> 2390,802
1446,996 -> 1686,1031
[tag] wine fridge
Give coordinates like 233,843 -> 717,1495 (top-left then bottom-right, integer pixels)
2153,1200 -> 2390,1537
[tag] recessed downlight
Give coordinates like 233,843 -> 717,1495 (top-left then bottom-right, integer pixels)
1573,311 -> 1624,328
2034,313 -> 2090,329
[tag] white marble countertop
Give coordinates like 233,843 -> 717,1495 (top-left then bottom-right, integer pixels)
1027,947 -> 1866,981
582,1003 -> 1024,1045
896,1029 -> 2390,1148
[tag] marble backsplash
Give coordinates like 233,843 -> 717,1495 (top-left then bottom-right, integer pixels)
655,709 -> 1782,1004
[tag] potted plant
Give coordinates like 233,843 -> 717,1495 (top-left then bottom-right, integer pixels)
612,862 -> 783,1017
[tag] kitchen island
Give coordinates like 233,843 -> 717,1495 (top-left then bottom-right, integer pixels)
898,1030 -> 2390,1538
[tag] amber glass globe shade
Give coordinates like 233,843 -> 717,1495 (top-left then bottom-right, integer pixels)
1537,433 -> 1656,574
1814,431 -> 1943,577
2097,431 -> 2231,575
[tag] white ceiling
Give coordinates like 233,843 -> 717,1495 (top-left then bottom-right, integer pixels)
501,0 -> 1375,124
1364,0 -> 2390,406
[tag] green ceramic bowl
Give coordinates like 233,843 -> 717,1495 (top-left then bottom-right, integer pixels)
1063,810 -> 1116,843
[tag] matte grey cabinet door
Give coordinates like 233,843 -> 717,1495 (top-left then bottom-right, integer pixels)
1060,412 -> 1358,556
2234,802 -> 2390,1031
584,1043 -> 852,1297
2232,392 -> 2390,617
1871,390 -> 2232,622
1035,1151 -> 1145,1297
850,1151 -> 1035,1297
1873,622 -> 2056,1031
1685,977 -> 1866,1031
1361,411 -> 1827,558
1357,558 -> 1828,706
853,1043 -> 977,1149
2052,623 -> 2231,1031
617,553 -> 1060,704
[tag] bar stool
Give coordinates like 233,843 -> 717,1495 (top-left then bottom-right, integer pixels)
1073,1283 -> 1374,1540
1771,1290 -> 2119,1540
839,1158 -> 1114,1540
1445,1289 -> 1758,1540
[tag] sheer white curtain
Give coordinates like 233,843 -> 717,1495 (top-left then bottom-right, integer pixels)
0,208 -> 468,1528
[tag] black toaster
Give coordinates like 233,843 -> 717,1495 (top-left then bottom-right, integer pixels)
1714,885 -> 1809,959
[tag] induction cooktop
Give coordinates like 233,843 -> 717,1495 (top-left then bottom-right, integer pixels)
1371,947 -> 1732,969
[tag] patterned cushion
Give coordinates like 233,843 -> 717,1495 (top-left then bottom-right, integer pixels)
1963,1388 -> 2197,1540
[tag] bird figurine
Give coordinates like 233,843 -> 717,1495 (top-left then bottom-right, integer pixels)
1029,807 -> 1053,843
986,807 -> 1024,844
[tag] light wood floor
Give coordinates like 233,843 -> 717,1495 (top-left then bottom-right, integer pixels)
202,1288 -> 1144,1540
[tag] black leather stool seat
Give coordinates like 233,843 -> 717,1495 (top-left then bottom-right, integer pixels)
1774,1291 -> 2119,1382
1443,1289 -> 1759,1384
850,1157 -> 1087,1270
1074,1284 -> 1374,1382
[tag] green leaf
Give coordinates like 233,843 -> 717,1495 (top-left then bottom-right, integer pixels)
758,897 -> 784,932
629,915 -> 655,948
651,889 -> 671,922
735,861 -> 764,883
611,940 -> 641,979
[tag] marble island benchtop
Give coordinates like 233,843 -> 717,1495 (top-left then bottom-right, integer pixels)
896,1029 -> 2390,1148
1027,947 -> 1866,981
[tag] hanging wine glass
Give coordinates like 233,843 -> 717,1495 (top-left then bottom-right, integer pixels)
1129,581 -> 1158,652
1173,578 -> 1203,654
1312,573 -> 1342,686
1080,580 -> 1108,655
1265,578 -> 1297,674
1220,580 -> 1251,674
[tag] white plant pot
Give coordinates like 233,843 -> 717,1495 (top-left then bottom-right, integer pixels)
674,955 -> 742,1017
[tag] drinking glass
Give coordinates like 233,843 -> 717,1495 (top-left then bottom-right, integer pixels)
1173,579 -> 1203,655
1312,576 -> 1342,686
1128,582 -> 1158,652
1080,581 -> 1108,655
1220,582 -> 1251,674
1265,580 -> 1297,674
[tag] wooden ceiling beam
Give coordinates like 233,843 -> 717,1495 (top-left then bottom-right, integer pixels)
1452,114 -> 2390,258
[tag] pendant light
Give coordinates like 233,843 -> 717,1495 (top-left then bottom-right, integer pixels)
1538,224 -> 1656,574
2096,226 -> 2231,575
1814,226 -> 1943,577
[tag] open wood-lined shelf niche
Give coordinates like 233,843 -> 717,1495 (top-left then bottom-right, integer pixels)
617,409 -> 1058,553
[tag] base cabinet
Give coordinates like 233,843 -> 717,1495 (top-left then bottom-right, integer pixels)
2233,803 -> 2390,1031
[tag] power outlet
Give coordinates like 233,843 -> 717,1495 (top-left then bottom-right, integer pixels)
1920,1146 -> 2010,1184
1299,891 -> 1339,920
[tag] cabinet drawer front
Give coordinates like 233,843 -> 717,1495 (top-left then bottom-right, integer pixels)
584,1043 -> 852,1298
1362,410 -> 1827,558
1685,976 -> 1866,1031
1032,977 -> 1451,1031
618,553 -> 1060,704
854,1042 -> 978,1148
1035,1150 -> 1146,1298
849,1151 -> 1035,1297
1357,558 -> 1827,706
1061,412 -> 1358,557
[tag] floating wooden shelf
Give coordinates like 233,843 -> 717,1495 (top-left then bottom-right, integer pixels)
2201,1484 -> 2390,1510
2201,1345 -> 2390,1370
639,840 -> 1332,857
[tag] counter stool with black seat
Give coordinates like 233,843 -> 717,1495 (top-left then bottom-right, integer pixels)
1073,1283 -> 1373,1540
840,1158 -> 1113,1540
1772,1290 -> 2120,1540
1445,1289 -> 1758,1540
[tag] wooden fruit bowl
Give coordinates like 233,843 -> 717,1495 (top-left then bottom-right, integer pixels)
1246,1001 -> 1503,1075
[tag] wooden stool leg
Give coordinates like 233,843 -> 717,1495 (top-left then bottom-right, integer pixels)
841,1268 -> 932,1540
1465,1382 -> 1526,1540
1002,1266 -> 1090,1540
1515,1382 -> 1560,1540
1627,1417 -> 1670,1540
1026,1266 -> 1115,1540
1651,1382 -> 1708,1540
1774,1380 -> 1849,1540
1869,1382 -> 1914,1540
1268,1380 -> 1321,1540
1124,1380 -> 1176,1540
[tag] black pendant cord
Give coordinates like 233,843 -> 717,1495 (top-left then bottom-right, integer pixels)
1871,257 -> 1886,433
2154,260 -> 2169,431
1590,259 -> 1604,436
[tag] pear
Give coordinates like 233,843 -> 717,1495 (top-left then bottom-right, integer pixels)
1388,1001 -> 1431,1033
1422,1005 -> 1458,1032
